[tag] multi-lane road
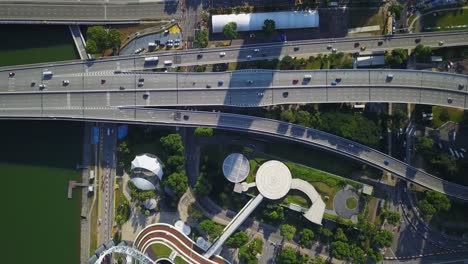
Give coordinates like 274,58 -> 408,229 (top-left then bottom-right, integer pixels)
1,107 -> 468,201
1,30 -> 468,72
1,69 -> 467,109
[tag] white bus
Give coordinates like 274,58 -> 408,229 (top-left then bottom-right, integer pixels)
42,71 -> 53,77
145,56 -> 159,62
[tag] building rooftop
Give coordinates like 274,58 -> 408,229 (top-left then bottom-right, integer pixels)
255,160 -> 292,200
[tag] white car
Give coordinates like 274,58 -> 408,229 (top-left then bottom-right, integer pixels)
219,52 -> 226,57
246,55 -> 252,59
39,84 -> 46,89
134,48 -> 144,54
253,48 -> 260,52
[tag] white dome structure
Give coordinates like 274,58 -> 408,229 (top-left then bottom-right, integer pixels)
223,153 -> 250,183
131,154 -> 164,180
130,177 -> 156,191
174,220 -> 191,236
143,198 -> 157,210
256,160 -> 292,200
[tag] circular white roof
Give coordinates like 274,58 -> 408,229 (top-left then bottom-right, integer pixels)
174,220 -> 191,236
131,154 -> 164,180
130,177 -> 156,191
255,160 -> 292,200
223,153 -> 250,183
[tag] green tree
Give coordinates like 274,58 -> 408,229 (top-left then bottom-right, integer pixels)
263,19 -> 276,35
418,191 -> 451,220
108,28 -> 121,50
194,127 -> 214,137
166,155 -> 185,174
199,219 -> 224,240
188,203 -> 203,221
385,49 -> 408,68
383,210 -> 401,225
299,228 -> 314,248
193,28 -> 209,48
367,248 -> 383,262
160,134 -> 184,155
318,227 -> 333,243
280,109 -> 296,123
87,26 -> 112,54
262,203 -> 285,223
374,229 -> 393,248
86,39 -> 98,54
223,22 -> 238,40
164,172 -> 188,198
389,3 -> 404,20
296,111 -> 311,127
439,108 -> 450,122
276,247 -> 297,264
194,173 -> 212,196
334,228 -> 348,242
238,238 -> 263,264
280,224 -> 297,241
144,210 -> 150,216
350,245 -> 366,264
226,231 -> 249,248
430,153 -> 458,175
329,241 -> 351,260
414,44 -> 432,63
415,137 -> 434,155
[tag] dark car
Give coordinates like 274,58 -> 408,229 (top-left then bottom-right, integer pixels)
9,72 -> 15,77
101,79 -> 106,84
384,160 -> 390,165
292,79 -> 299,84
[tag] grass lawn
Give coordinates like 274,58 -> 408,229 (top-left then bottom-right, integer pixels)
150,243 -> 173,258
264,142 -> 361,177
0,25 -> 78,67
422,9 -> 468,31
174,256 -> 188,264
348,8 -> 385,34
366,197 -> 379,223
346,197 -> 358,209
287,192 -> 310,208
431,106 -> 464,128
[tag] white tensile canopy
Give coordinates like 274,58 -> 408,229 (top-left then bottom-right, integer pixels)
130,177 -> 156,191
131,154 -> 164,180
212,10 -> 319,33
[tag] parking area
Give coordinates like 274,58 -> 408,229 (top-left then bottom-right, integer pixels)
120,27 -> 183,56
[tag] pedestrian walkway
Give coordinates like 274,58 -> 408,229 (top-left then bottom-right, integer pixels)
69,25 -> 90,60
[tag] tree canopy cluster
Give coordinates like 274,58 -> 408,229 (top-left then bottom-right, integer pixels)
276,247 -> 324,264
261,203 -> 285,224
280,224 -> 297,241
226,231 -> 249,248
388,3 -> 404,20
415,136 -> 458,176
86,26 -> 121,55
414,44 -> 432,63
193,28 -> 209,48
160,134 -> 188,198
128,180 -> 156,201
194,127 -> 214,137
385,49 -> 408,68
263,19 -> 276,35
238,238 -> 263,264
199,219 -> 224,241
223,22 -> 238,40
418,191 -> 451,220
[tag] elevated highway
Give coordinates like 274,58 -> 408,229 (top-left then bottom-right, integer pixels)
1,69 -> 467,109
0,0 -> 178,23
1,107 -> 468,201
1,31 -> 467,72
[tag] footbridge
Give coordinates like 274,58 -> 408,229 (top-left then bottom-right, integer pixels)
290,179 -> 326,224
1,107 -> 467,201
204,194 -> 264,258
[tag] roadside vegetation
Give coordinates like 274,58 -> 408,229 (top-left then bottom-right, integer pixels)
85,25 -> 121,56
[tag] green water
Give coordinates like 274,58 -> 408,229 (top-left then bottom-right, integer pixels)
0,25 -> 79,67
0,121 -> 82,264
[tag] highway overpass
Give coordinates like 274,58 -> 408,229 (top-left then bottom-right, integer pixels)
1,69 -> 467,109
1,107 -> 467,201
0,0 -> 178,23
1,30 -> 467,72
